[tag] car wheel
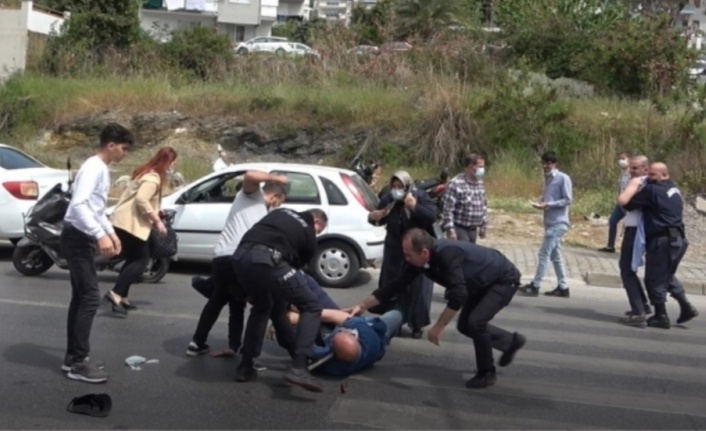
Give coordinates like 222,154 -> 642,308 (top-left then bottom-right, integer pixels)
311,241 -> 360,288
237,47 -> 248,55
12,245 -> 54,276
140,258 -> 170,284
275,48 -> 285,55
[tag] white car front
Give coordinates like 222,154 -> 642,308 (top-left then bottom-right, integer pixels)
159,162 -> 385,287
0,144 -> 70,243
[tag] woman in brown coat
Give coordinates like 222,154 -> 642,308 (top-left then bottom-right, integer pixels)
104,147 -> 178,314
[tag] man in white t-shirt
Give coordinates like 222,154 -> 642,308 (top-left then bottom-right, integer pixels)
61,123 -> 134,383
186,171 -> 288,357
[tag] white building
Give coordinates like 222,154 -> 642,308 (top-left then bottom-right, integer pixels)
678,1 -> 706,50
312,0 -> 376,25
140,0 -> 307,44
0,0 -> 65,81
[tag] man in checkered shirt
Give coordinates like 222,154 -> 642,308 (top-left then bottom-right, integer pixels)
442,154 -> 488,243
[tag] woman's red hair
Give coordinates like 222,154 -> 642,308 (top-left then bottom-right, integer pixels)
131,147 -> 178,191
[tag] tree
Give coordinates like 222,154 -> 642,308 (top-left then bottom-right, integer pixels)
394,0 -> 470,39
44,0 -> 142,50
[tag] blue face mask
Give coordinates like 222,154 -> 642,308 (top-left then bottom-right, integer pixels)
391,189 -> 405,201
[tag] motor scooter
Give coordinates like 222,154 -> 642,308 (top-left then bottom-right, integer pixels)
12,158 -> 173,283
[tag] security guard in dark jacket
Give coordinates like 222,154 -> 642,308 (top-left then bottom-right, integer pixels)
347,228 -> 527,389
620,162 -> 699,328
232,208 -> 328,392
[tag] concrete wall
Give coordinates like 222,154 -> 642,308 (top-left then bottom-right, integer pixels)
140,9 -> 217,41
218,0 -> 260,26
0,2 -> 29,82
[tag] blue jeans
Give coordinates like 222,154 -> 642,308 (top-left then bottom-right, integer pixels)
380,310 -> 404,342
606,205 -> 626,248
532,223 -> 569,289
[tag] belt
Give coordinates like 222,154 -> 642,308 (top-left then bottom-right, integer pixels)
454,224 -> 478,230
652,227 -> 684,240
240,242 -> 284,263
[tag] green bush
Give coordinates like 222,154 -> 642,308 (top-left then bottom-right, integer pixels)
161,26 -> 234,80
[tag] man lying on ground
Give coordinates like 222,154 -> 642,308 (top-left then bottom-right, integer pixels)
283,308 -> 403,377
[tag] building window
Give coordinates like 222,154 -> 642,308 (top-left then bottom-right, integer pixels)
235,25 -> 245,41
695,0 -> 702,8
683,18 -> 690,27
694,20 -> 701,30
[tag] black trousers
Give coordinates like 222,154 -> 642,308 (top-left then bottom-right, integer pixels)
192,255 -> 246,351
619,227 -> 649,315
644,236 -> 687,305
62,224 -> 100,363
112,227 -> 150,297
456,270 -> 519,373
233,243 -> 322,368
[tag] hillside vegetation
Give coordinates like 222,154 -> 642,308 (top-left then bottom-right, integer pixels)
1,0 -> 705,218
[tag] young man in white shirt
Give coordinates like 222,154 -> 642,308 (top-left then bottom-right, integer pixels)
61,123 -> 134,383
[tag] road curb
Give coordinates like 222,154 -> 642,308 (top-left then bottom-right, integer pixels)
583,272 -> 705,296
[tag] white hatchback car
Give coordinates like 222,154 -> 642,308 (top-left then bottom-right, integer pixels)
161,162 -> 386,288
0,144 -> 70,244
234,36 -> 289,55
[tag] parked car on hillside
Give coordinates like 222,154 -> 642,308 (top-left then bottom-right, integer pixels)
0,144 -> 70,244
234,36 -> 289,55
144,162 -> 386,288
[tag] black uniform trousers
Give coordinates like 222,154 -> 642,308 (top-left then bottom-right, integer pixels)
644,235 -> 687,305
456,268 -> 520,373
233,243 -> 322,368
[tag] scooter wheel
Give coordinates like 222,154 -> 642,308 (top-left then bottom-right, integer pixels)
12,245 -> 54,276
141,257 -> 170,283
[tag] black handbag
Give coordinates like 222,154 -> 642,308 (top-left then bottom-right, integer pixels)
148,210 -> 178,259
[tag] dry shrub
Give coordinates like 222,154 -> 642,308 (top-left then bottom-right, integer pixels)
415,83 -> 479,167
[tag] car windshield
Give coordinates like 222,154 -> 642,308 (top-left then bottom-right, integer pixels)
0,147 -> 44,170
349,173 -> 379,209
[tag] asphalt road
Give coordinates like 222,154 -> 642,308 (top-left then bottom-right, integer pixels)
1,241 -> 705,430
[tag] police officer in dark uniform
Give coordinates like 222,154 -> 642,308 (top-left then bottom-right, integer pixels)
346,228 -> 527,389
620,162 -> 699,329
232,208 -> 328,392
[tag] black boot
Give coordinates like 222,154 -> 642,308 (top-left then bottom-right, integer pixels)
673,293 -> 699,324
465,369 -> 497,389
647,303 -> 670,329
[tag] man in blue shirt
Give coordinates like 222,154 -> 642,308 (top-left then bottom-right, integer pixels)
519,151 -> 573,298
307,309 -> 403,377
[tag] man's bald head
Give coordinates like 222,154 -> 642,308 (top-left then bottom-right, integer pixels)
331,332 -> 361,362
647,162 -> 670,183
629,155 -> 649,178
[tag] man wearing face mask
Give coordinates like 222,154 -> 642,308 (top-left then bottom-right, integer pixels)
232,207 -> 329,392
442,154 -> 488,243
599,152 -> 631,253
186,172 -> 288,358
618,162 -> 699,329
369,171 -> 438,339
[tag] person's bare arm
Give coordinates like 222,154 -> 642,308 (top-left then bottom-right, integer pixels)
287,309 -> 351,326
617,177 -> 642,206
242,171 -> 288,194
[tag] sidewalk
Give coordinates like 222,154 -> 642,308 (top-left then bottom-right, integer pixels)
489,242 -> 705,296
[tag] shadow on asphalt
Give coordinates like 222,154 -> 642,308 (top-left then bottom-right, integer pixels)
537,305 -> 621,324
0,243 -> 375,289
3,343 -> 65,376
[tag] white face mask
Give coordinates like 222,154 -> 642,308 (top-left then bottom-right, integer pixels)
475,167 -> 485,179
390,189 -> 405,201
618,159 -> 628,169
